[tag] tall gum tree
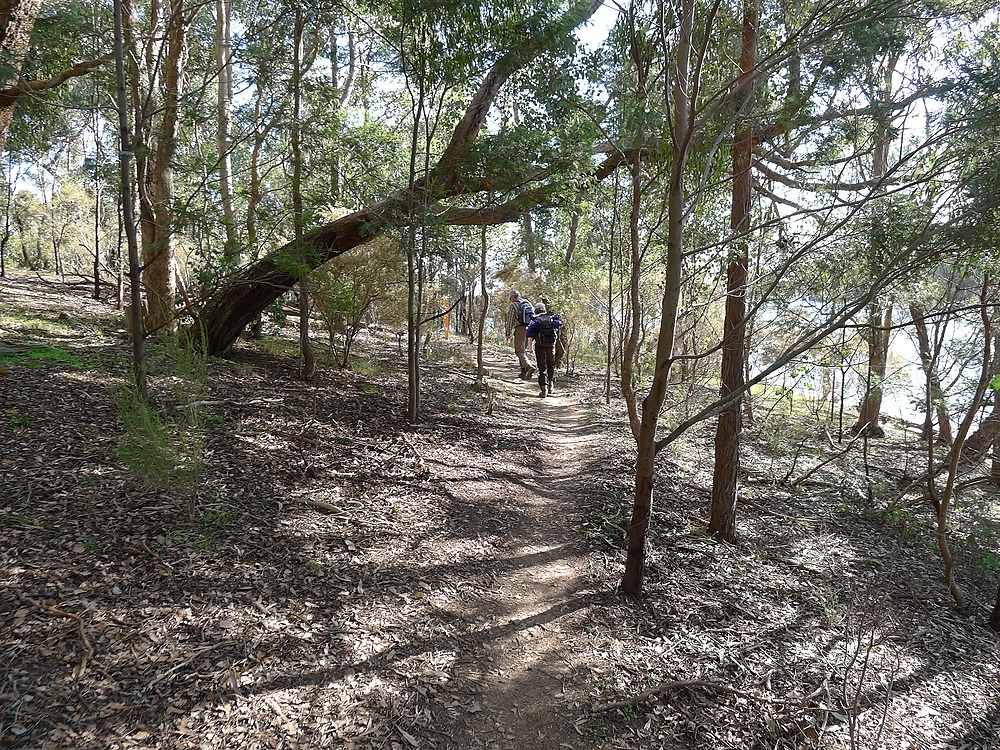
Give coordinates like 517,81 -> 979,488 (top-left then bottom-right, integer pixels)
622,0 -> 693,594
619,0 -> 971,593
124,0 -> 189,334
708,0 -> 759,544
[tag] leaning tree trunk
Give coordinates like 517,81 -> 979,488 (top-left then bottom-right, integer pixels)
192,0 -> 607,356
709,0 -> 758,544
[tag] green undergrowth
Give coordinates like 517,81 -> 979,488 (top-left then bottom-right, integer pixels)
112,335 -> 208,508
0,345 -> 89,369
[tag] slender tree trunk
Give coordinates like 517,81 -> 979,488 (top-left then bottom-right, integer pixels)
605,174 -> 618,404
475,223 -> 490,389
215,0 -> 237,264
92,166 -> 101,299
89,80 -> 102,299
910,304 -> 953,445
404,19 -> 428,423
709,0 -> 759,544
851,54 -> 897,438
852,300 -> 892,437
931,279 -> 994,613
619,1 -> 651,439
1,157 -> 11,278
523,211 -> 536,273
292,8 -> 314,381
329,24 -> 357,201
51,236 -> 62,277
127,0 -> 185,335
622,0 -> 693,595
113,0 -> 146,399
564,208 -> 579,268
620,154 -> 644,438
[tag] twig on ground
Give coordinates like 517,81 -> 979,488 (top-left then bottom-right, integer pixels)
593,678 -> 814,713
17,593 -> 94,679
147,641 -> 236,689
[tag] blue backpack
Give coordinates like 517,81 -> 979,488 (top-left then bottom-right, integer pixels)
515,299 -> 535,325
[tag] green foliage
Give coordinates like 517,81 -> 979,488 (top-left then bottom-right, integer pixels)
312,233 -> 405,367
112,336 -> 208,500
0,345 -> 86,370
201,505 -> 234,528
6,409 -> 32,429
112,385 -> 184,489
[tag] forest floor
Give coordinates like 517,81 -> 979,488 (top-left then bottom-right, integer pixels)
1,269 -> 999,750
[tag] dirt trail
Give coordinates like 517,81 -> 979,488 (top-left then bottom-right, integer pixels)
440,355 -> 607,748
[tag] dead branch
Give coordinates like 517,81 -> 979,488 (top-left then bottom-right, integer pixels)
791,430 -> 868,487
147,641 -> 236,689
17,593 -> 94,679
593,678 -> 815,713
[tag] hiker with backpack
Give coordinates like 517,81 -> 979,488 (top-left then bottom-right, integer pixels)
505,290 -> 536,380
525,301 -> 562,398
539,295 -> 567,370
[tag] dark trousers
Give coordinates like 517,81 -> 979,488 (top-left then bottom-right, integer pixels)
534,345 -> 556,389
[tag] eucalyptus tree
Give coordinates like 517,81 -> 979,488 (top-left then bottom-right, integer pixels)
709,0 -> 759,543
0,0 -> 96,152
291,7 -> 315,380
611,0 -> 976,593
114,0 -> 146,397
215,0 -> 236,261
123,0 -> 189,334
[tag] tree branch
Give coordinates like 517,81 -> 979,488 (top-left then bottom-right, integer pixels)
0,55 -> 113,105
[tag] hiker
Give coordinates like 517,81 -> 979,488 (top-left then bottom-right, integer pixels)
505,290 -> 535,380
525,301 -> 562,397
539,295 -> 567,370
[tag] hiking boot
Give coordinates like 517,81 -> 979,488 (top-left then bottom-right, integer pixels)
518,366 -> 527,379
525,366 -> 536,379
538,390 -> 546,398
547,383 -> 554,395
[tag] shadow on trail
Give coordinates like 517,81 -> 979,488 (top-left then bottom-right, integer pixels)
252,591 -> 604,694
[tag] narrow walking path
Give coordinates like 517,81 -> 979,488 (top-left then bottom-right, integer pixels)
437,354 -> 609,748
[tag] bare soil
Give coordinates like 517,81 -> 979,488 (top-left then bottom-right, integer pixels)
2,270 -> 999,750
